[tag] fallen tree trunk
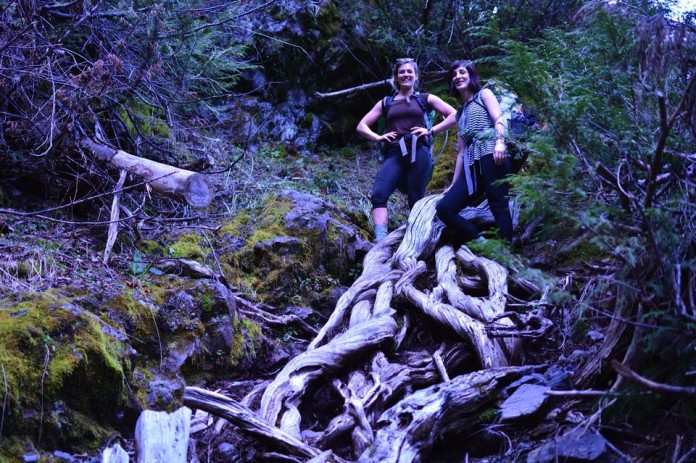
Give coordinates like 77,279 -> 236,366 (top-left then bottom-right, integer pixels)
80,138 -> 214,208
184,387 -> 331,461
360,366 -> 543,463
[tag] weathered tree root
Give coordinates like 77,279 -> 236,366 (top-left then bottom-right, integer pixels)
186,194 -> 550,461
360,365 -> 544,463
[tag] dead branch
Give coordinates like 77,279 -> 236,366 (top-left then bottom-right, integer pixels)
103,170 -> 127,264
361,366 -> 542,463
645,71 -> 696,208
611,360 -> 696,396
183,387 -> 335,461
80,138 -> 214,208
315,79 -> 392,99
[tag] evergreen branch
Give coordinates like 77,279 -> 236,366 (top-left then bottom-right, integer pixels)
161,0 -> 277,39
645,71 -> 696,208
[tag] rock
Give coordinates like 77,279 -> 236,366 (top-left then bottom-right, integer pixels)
526,427 -> 620,463
217,442 -> 241,461
158,290 -> 200,333
500,384 -> 550,422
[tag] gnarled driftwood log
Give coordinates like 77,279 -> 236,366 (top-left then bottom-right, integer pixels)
185,193 -> 550,461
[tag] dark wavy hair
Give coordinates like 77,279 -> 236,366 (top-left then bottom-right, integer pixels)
448,60 -> 481,97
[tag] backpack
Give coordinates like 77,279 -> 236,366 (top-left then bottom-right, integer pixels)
378,92 -> 434,161
506,107 -> 540,173
458,85 -> 538,175
376,92 -> 438,194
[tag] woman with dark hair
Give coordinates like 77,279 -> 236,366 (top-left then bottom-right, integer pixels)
357,58 -> 456,242
435,60 -> 513,243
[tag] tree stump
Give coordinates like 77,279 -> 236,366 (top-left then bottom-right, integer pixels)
134,407 -> 192,463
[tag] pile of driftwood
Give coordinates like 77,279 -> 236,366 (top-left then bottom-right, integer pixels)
116,195 -> 551,462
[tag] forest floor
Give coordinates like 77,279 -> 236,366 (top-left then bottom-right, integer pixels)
0,143 -> 689,463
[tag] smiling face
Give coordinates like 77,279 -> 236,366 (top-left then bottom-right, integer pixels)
451,66 -> 470,93
393,60 -> 419,92
448,60 -> 481,98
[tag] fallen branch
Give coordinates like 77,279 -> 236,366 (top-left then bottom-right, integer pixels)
103,170 -> 127,264
183,387 -> 348,462
611,360 -> 696,396
80,138 -> 214,208
315,79 -> 392,99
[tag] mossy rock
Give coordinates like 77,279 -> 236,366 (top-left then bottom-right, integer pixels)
167,232 -> 207,259
0,292 -> 131,452
428,137 -> 458,191
219,190 -> 371,306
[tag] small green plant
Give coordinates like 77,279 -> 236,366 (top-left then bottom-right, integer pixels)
129,252 -> 151,276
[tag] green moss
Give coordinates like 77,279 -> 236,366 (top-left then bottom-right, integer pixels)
119,98 -> 171,138
428,136 -> 457,191
199,292 -> 213,314
558,238 -> 602,263
477,407 -> 499,423
230,316 -> 244,367
230,316 -> 263,367
244,196 -> 293,249
137,239 -> 163,255
168,233 -> 207,259
0,292 -> 128,449
218,211 -> 252,238
314,1 -> 341,38
0,436 -> 35,462
259,144 -> 287,160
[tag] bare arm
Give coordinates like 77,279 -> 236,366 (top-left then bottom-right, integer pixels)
428,94 -> 457,134
356,100 -> 397,143
410,94 -> 457,138
480,88 -> 506,165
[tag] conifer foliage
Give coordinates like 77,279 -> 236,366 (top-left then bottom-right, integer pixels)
490,0 -> 696,416
0,0 -> 250,204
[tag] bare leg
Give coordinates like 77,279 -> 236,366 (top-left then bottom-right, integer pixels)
373,207 -> 388,241
373,207 -> 388,226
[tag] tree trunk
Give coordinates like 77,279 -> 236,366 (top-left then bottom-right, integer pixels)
134,407 -> 191,463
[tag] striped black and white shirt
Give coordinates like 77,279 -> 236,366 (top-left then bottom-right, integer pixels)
457,91 -> 496,165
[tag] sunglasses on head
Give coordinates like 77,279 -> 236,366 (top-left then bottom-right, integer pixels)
395,57 -> 415,64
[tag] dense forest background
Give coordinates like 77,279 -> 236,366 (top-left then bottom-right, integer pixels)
0,0 -> 695,462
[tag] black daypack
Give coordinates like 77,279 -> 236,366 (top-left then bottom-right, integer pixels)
377,92 -> 438,194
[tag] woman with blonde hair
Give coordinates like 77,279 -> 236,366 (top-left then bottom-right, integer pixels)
357,58 -> 456,241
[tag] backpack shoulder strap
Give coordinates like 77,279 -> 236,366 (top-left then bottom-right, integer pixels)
472,90 -> 486,110
412,92 -> 430,112
412,92 -> 433,130
382,95 -> 395,118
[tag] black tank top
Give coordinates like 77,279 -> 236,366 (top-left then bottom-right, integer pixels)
385,93 -> 430,137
